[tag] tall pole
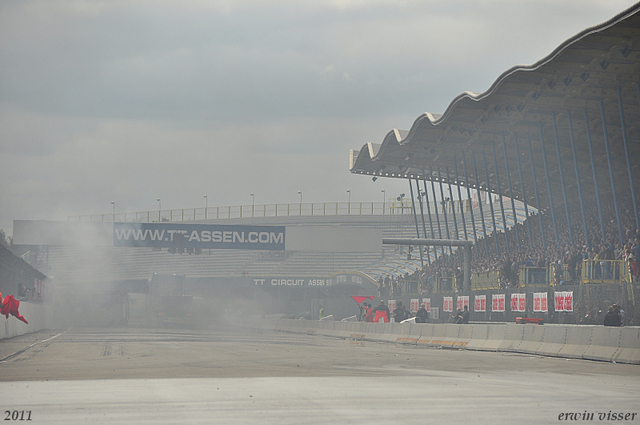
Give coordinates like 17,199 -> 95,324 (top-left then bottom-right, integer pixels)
111,201 -> 115,222
204,195 -> 208,220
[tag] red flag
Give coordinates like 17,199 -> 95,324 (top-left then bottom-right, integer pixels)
0,293 -> 28,324
350,295 -> 375,304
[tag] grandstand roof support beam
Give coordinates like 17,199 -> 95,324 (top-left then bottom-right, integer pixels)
619,85 -> 639,233
600,98 -> 624,245
453,157 -> 468,243
491,140 -> 509,253
421,171 -> 437,262
539,122 -> 559,248
415,178 -> 431,265
482,152 -> 500,257
568,110 -> 591,248
527,132 -> 546,250
472,152 -> 490,256
514,134 -> 533,250
461,154 -> 479,249
502,133 -> 520,252
408,179 -> 424,267
382,238 -> 472,292
552,112 -> 574,246
584,108 -> 606,243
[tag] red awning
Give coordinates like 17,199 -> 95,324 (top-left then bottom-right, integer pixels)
350,295 -> 375,304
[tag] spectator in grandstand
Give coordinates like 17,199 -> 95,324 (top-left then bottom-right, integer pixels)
372,300 -> 390,323
415,303 -> 428,323
603,306 -> 621,327
392,301 -> 408,323
629,254 -> 639,283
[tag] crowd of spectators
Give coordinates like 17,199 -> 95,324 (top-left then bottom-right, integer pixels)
382,190 -> 640,296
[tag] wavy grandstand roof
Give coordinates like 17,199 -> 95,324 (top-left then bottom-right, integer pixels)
349,3 -> 640,214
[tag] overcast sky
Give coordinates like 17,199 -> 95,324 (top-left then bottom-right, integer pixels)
0,0 -> 635,237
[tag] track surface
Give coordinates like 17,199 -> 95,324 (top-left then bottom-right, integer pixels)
1,326 -> 638,424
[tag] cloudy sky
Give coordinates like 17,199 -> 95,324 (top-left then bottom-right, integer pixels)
0,0 -> 635,237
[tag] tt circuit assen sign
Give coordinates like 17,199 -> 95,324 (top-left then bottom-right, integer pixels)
113,223 -> 285,251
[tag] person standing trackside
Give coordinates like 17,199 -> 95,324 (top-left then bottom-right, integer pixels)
603,306 -> 621,326
372,300 -> 390,323
392,301 -> 408,323
365,303 -> 374,322
415,303 -> 428,323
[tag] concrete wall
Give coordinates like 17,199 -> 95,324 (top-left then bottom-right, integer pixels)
267,319 -> 640,365
0,302 -> 46,340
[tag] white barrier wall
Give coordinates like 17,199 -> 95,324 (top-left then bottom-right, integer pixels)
0,302 -> 46,340
272,319 -> 640,365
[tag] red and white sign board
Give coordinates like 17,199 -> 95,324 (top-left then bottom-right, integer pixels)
423,298 -> 431,313
510,293 -> 526,312
533,292 -> 548,313
474,295 -> 486,312
457,296 -> 469,310
410,299 -> 420,313
443,297 -> 453,312
554,291 -> 573,312
388,300 -> 396,314
492,293 -> 505,312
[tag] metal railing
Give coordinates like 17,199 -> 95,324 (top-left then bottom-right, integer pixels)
581,259 -> 632,284
69,200 -> 455,223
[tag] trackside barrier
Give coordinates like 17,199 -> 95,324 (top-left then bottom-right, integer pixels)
416,324 -> 435,346
614,327 -> 640,365
557,326 -> 592,359
536,326 -> 568,357
0,302 -> 46,340
497,325 -> 525,352
516,325 -> 546,355
583,326 -> 622,362
271,320 -> 640,364
466,324 -> 492,350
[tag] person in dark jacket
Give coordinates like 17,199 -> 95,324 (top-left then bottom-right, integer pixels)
415,303 -> 428,323
603,306 -> 621,326
393,301 -> 408,323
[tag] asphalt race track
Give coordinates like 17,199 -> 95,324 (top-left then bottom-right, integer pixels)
1,326 -> 638,424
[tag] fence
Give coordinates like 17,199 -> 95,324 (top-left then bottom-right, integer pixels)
70,200 -> 444,223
